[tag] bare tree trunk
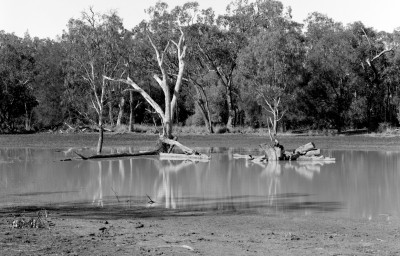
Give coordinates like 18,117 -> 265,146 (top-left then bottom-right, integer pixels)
226,82 -> 235,130
108,91 -> 114,127
116,95 -> 125,127
97,115 -> 104,154
163,79 -> 173,138
206,106 -> 214,133
129,91 -> 133,132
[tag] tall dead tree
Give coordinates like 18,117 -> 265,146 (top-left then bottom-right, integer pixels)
105,28 -> 187,139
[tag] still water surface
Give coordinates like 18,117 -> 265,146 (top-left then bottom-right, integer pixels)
0,148 -> 399,219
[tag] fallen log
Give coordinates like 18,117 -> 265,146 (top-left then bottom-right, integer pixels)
73,150 -> 159,160
67,135 -> 204,161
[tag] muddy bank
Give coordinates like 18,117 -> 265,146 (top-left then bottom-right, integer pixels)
1,205 -> 400,256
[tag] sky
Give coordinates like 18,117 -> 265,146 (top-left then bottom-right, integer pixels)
1,0 -> 400,39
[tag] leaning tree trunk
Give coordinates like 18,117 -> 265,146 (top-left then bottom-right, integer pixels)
195,101 -> 214,134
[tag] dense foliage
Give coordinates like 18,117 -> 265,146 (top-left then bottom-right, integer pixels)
1,0 -> 400,134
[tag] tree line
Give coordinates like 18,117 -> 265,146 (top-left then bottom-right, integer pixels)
1,0 -> 400,139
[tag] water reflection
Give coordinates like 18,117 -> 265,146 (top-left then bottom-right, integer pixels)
0,148 -> 399,219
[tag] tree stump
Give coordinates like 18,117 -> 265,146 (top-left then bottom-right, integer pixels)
260,143 -> 278,161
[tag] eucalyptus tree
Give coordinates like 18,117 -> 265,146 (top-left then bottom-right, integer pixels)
302,13 -> 356,132
193,0 -> 293,129
236,11 -> 304,136
106,2 -> 189,139
180,6 -> 217,133
0,32 -> 38,132
62,8 -> 126,153
385,30 -> 400,125
347,22 -> 396,130
32,38 -> 67,129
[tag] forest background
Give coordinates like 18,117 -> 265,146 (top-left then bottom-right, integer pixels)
1,0 -> 400,136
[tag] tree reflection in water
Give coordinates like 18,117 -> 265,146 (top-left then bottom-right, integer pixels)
152,160 -> 195,209
92,161 -> 104,207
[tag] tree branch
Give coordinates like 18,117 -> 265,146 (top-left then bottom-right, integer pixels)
104,76 -> 165,121
371,48 -> 394,63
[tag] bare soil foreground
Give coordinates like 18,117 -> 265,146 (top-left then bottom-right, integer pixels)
1,133 -> 400,255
